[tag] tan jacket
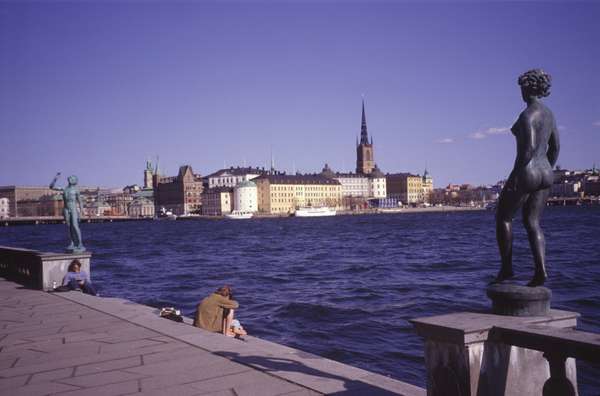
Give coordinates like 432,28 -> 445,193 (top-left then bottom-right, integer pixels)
194,293 -> 239,332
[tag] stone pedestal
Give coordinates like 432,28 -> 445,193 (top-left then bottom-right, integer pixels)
40,252 -> 91,290
411,310 -> 579,396
487,283 -> 551,316
0,246 -> 91,290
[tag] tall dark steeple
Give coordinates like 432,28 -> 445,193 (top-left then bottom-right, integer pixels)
360,99 -> 369,144
356,98 -> 375,174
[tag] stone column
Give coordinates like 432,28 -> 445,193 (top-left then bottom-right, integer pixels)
411,310 -> 579,396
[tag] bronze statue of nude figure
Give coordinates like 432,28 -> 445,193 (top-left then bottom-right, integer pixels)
50,172 -> 86,253
495,69 -> 560,287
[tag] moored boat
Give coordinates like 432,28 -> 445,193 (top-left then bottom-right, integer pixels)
294,207 -> 336,217
156,208 -> 177,220
225,210 -> 254,219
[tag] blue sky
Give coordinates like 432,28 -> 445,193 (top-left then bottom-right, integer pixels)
1,1 -> 599,188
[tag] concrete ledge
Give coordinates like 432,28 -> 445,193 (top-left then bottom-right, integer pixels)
410,310 -> 579,345
491,323 -> 600,363
56,289 -> 425,395
0,246 -> 91,290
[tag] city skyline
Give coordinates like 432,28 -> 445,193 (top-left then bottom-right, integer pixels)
1,2 -> 599,188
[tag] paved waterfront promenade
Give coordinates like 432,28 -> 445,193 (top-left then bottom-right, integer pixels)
0,278 -> 425,396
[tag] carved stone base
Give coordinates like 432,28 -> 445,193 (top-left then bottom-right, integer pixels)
487,282 -> 551,316
411,310 -> 579,396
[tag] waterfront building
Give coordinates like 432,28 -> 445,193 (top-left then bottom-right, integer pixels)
386,173 -> 423,204
154,165 -> 203,215
583,175 -> 600,196
369,196 -> 402,208
422,169 -> 433,203
81,189 -> 114,217
201,187 -> 233,216
205,166 -> 268,189
79,187 -> 104,210
0,197 -> 8,218
369,166 -> 387,198
332,172 -> 369,197
320,163 -> 386,201
105,190 -> 134,216
128,196 -> 155,218
13,193 -> 64,217
549,166 -> 600,198
430,184 -> 497,206
356,100 -> 374,175
233,180 -> 258,212
550,178 -> 581,198
86,198 -> 112,217
0,186 -> 57,217
254,174 -> 342,215
40,194 -> 64,217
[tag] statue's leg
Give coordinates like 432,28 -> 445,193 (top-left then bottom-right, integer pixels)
523,188 -> 550,287
64,209 -> 74,249
494,188 -> 528,282
71,211 -> 83,249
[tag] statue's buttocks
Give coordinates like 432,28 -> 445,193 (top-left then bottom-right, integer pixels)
511,115 -> 554,194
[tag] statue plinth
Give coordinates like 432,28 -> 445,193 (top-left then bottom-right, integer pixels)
487,282 -> 551,316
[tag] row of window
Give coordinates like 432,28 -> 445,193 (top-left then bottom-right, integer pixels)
210,176 -> 247,186
270,185 -> 338,191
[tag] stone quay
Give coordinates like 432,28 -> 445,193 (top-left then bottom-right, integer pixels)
0,246 -> 424,396
2,245 -> 599,395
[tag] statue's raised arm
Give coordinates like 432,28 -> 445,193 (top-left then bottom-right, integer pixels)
49,172 -> 62,191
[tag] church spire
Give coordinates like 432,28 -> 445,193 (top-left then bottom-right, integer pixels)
356,97 -> 375,175
360,98 -> 369,145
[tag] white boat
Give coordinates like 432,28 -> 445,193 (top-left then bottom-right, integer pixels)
225,210 -> 254,219
157,208 -> 177,220
294,207 -> 336,217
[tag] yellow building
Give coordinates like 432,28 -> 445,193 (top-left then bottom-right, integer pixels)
386,173 -> 424,204
254,174 -> 342,215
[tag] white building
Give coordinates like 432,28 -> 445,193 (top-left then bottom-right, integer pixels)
206,166 -> 267,189
233,180 -> 258,212
320,164 -> 386,199
128,197 -> 155,218
368,166 -> 386,198
422,169 -> 434,203
85,200 -> 111,217
0,197 -> 9,218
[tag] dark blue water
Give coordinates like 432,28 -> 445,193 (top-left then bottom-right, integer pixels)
2,207 -> 599,395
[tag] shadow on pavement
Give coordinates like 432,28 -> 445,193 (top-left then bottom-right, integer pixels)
217,350 -> 411,395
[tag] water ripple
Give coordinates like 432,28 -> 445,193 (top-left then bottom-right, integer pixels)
1,206 -> 599,393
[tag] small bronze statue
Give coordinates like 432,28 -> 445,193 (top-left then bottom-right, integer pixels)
495,69 -> 560,287
50,172 -> 86,253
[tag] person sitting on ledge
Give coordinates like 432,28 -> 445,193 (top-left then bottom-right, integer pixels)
194,285 -> 247,337
62,259 -> 97,296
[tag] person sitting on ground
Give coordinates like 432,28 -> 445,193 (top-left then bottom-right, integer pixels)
62,259 -> 97,296
194,285 -> 247,337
